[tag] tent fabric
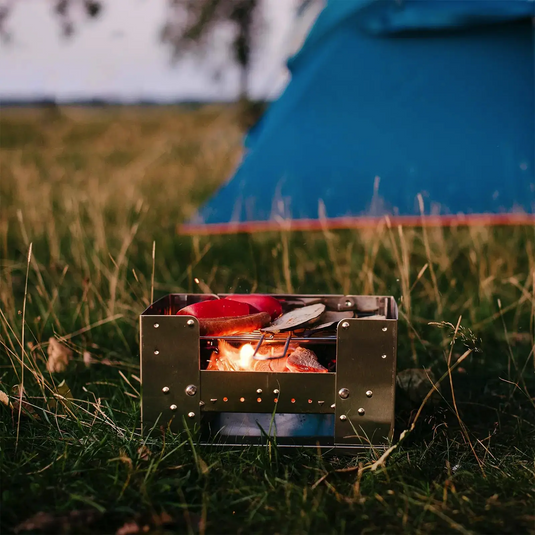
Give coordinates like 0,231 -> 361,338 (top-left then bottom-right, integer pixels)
290,0 -> 535,70
186,0 -> 535,232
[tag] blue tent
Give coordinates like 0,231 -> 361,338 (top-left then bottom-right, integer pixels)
185,0 -> 535,233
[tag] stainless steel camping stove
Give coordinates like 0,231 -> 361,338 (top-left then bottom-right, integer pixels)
140,294 -> 398,451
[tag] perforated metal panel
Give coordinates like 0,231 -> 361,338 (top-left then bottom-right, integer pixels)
335,319 -> 397,446
140,314 -> 200,432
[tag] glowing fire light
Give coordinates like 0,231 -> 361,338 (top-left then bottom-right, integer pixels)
207,340 -> 328,373
239,343 -> 255,369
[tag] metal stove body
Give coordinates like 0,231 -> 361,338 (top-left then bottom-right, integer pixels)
140,294 -> 397,451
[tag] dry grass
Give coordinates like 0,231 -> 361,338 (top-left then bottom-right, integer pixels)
0,106 -> 534,534
0,105 -> 242,329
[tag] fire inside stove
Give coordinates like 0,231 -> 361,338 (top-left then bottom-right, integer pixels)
140,293 -> 398,450
205,339 -> 332,373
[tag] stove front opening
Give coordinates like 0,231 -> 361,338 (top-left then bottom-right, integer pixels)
201,413 -> 335,441
200,338 -> 336,373
198,338 -> 336,441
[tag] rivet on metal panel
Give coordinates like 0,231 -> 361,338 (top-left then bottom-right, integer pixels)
291,398 -> 296,403
199,401 -> 205,406
273,389 -> 280,394
170,404 -> 177,411
308,399 -> 312,404
240,397 -> 245,402
358,408 -> 365,416
257,397 -> 262,403
256,388 -> 263,394
330,403 -> 335,409
339,415 -> 347,421
154,350 -> 160,355
187,319 -> 195,327
381,354 -> 387,359
188,412 -> 195,418
162,386 -> 170,394
154,323 -> 159,329
318,401 -> 324,405
185,384 -> 197,396
338,388 -> 350,399
223,397 -> 228,402
210,398 -> 217,403
345,300 -> 352,307
341,321 -> 350,329
382,327 -> 387,332
366,390 -> 373,398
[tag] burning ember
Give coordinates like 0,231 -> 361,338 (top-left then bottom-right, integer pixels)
207,340 -> 328,373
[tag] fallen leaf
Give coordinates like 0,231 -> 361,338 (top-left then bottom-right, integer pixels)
198,457 -> 209,475
56,380 -> 73,400
47,337 -> 72,373
0,389 -> 11,408
137,445 -> 151,461
154,512 -> 173,526
116,512 -> 179,535
14,509 -> 101,533
11,384 -> 39,421
116,521 -> 141,535
48,380 -> 74,413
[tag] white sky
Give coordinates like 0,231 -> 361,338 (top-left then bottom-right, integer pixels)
0,0 -> 300,101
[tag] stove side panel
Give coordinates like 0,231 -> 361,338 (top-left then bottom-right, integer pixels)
140,314 -> 200,434
335,318 -> 397,447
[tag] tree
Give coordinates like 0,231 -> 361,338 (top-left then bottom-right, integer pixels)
0,0 -> 263,101
162,0 -> 261,101
0,0 -> 102,42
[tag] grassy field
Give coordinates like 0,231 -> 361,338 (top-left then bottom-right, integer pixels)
1,106 -> 534,534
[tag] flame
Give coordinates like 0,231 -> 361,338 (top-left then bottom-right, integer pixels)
207,339 -> 327,373
239,343 -> 255,369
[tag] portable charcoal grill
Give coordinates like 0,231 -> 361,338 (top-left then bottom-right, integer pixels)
140,294 -> 398,451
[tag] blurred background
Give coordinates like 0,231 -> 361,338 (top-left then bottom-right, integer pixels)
0,0 -> 317,239
0,0 -> 300,103
1,0 -> 533,234
0,0 -> 534,301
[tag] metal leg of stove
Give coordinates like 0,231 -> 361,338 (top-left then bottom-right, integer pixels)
140,315 -> 200,434
335,318 -> 397,447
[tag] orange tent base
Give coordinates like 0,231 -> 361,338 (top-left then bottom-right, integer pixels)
179,213 -> 535,236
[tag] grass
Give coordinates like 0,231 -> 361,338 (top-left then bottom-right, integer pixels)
0,106 -> 534,534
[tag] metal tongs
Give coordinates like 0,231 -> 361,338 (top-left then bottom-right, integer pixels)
252,332 -> 293,361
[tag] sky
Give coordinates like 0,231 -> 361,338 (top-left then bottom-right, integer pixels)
0,0 -> 302,102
